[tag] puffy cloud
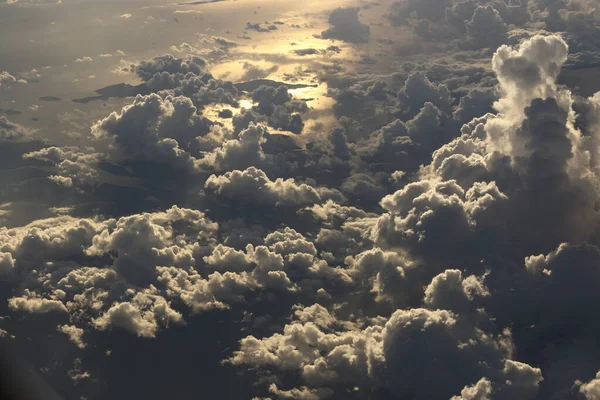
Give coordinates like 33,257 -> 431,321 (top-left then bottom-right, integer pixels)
389,0 -> 450,24
91,93 -> 212,171
209,36 -> 238,49
465,4 -> 509,49
321,8 -> 370,44
424,269 -> 489,312
92,93 -> 206,151
58,324 -> 86,349
327,127 -> 351,159
245,21 -> 278,33
86,206 -> 218,284
0,116 -> 33,141
580,371 -> 600,399
5,6 -> 600,397
0,215 -> 106,270
8,293 -> 68,314
240,62 -> 278,81
135,54 -> 207,81
427,34 -> 600,255
205,167 -> 343,207
453,89 -> 497,123
264,228 -> 317,256
445,0 -> 479,33
199,123 -> 267,172
248,86 -> 308,133
0,252 -> 15,276
156,266 -> 255,313
24,146 -> 101,187
267,384 -> 331,400
156,244 -> 300,313
450,378 -> 493,400
397,71 -> 452,118
92,292 -> 183,338
375,179 -> 507,260
0,71 -> 17,87
354,119 -> 417,171
492,35 -> 569,118
230,305 -> 540,399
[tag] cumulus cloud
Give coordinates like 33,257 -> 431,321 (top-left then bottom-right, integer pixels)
0,71 -> 17,87
389,0 -> 450,24
453,89 -> 497,123
135,54 -> 207,81
0,116 -> 33,141
58,324 -> 86,348
580,371 -> 600,399
91,93 -> 211,170
229,305 -> 541,399
24,146 -> 101,187
465,4 -> 509,49
8,294 -> 68,314
397,71 -> 452,118
492,35 -> 569,118
5,1 -> 600,396
92,293 -> 183,338
451,378 -> 493,400
321,7 -> 370,44
205,167 -> 343,207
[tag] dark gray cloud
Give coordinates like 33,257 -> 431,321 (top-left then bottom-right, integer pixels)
0,117 -> 34,141
465,4 -> 509,49
389,0 -> 451,24
135,54 -> 208,81
321,7 -> 370,44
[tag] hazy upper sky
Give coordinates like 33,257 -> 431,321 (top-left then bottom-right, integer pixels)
1,0 -> 600,399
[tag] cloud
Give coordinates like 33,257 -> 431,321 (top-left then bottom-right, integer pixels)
8,294 -> 68,314
321,7 -> 370,44
58,324 -> 86,348
91,93 -> 211,169
245,22 -> 278,33
450,377 -> 493,400
492,35 -> 569,118
0,116 -> 34,141
240,62 -> 278,81
465,4 -> 509,49
229,305 -> 541,399
0,71 -> 17,87
5,0 -> 600,395
92,293 -> 183,338
205,166 -> 343,207
199,123 -> 268,172
24,146 -> 101,187
389,0 -> 450,24
580,371 -> 600,399
135,54 -> 207,81
397,71 -> 452,118
453,89 -> 497,123
86,206 -> 218,284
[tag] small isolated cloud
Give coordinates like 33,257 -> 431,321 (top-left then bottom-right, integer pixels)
0,71 -> 17,87
174,9 -> 204,14
98,50 -> 126,58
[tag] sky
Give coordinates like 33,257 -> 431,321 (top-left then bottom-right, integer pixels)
1,0 -> 600,399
